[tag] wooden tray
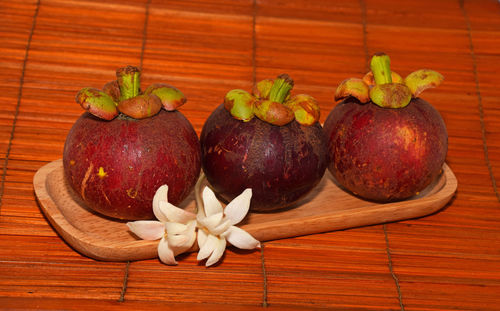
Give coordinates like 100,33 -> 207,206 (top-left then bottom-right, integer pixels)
34,159 -> 457,262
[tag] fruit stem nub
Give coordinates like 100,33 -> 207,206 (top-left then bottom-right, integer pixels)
370,53 -> 392,85
269,74 -> 294,104
117,66 -> 141,101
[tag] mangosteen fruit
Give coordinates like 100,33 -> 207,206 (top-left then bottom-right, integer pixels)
200,74 -> 328,212
63,66 -> 201,220
323,53 -> 448,202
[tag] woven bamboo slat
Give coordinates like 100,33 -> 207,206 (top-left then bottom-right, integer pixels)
1,0 -> 499,309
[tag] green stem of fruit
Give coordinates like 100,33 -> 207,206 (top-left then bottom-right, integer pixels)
370,53 -> 392,85
269,74 -> 294,104
117,66 -> 141,101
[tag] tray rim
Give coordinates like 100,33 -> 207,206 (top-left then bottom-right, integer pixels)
34,159 -> 457,261
34,160 -> 158,261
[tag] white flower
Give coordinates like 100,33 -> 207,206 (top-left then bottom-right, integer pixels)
127,185 -> 197,265
127,183 -> 260,267
196,187 -> 260,267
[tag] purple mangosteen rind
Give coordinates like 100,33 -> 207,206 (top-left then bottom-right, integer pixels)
324,97 -> 447,202
325,53 -> 448,202
65,66 -> 201,220
63,109 -> 201,220
201,104 -> 328,212
201,73 -> 328,212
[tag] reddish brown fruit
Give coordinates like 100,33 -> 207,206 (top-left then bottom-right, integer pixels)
323,97 -> 448,202
63,110 -> 201,220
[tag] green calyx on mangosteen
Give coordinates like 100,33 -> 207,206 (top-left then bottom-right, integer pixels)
64,66 -> 201,220
75,65 -> 187,120
201,74 -> 328,212
223,74 -> 321,126
324,53 -> 448,202
335,52 -> 444,108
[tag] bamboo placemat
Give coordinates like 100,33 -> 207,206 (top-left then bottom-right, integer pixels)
1,0 -> 499,309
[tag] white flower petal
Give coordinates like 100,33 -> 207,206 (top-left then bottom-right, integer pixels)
165,222 -> 189,235
206,237 -> 227,267
197,234 -> 218,261
184,221 -> 198,249
202,186 -> 222,217
159,201 -> 196,224
197,212 -> 223,232
169,236 -> 196,256
168,234 -> 188,247
224,188 -> 252,225
153,185 -> 169,222
166,221 -> 197,252
127,221 -> 164,240
158,236 -> 177,265
185,219 -> 197,233
210,218 -> 232,236
223,226 -> 261,250
197,229 -> 208,249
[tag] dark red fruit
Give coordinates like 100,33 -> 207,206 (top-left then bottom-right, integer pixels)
323,97 -> 447,202
201,104 -> 328,212
63,110 -> 201,220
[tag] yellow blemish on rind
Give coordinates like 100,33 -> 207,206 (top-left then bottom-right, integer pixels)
70,160 -> 75,165
81,163 -> 94,200
98,167 -> 107,178
102,190 -> 111,205
396,125 -> 415,151
127,188 -> 138,199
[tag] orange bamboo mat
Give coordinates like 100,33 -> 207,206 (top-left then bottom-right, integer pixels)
1,0 -> 500,309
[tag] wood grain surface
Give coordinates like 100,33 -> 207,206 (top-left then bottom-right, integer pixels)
33,160 -> 456,262
1,0 -> 499,310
